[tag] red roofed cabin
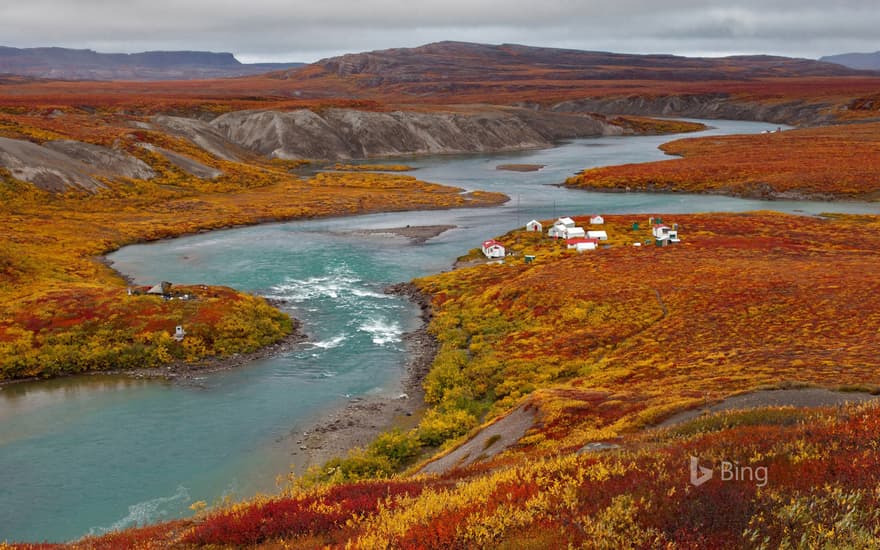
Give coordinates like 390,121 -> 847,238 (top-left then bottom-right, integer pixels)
481,239 -> 506,259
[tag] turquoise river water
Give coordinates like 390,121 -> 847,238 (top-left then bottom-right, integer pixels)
2,119 -> 879,542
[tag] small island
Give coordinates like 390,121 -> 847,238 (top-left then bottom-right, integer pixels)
496,163 -> 545,172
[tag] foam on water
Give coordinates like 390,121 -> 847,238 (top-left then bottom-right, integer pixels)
358,317 -> 403,346
89,485 -> 190,536
311,334 -> 348,349
267,263 -> 391,305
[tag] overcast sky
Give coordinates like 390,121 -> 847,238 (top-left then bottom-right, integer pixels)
0,0 -> 877,63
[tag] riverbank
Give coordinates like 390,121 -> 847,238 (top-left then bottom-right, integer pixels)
94,300 -> 307,385
286,282 -> 436,474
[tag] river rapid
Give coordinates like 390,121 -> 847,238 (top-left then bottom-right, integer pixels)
3,119 -> 879,542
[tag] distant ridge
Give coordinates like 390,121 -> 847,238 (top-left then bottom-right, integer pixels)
0,46 -> 304,80
311,41 -> 870,82
821,51 -> 880,71
287,41 -> 875,100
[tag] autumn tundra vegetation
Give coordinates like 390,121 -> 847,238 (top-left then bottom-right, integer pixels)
13,213 -> 880,549
567,122 -> 880,200
3,40 -> 880,547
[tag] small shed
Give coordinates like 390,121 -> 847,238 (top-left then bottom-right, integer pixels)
556,217 -> 576,228
525,219 -> 543,232
587,230 -> 608,241
589,215 -> 604,225
482,239 -> 506,259
524,255 -> 536,264
174,325 -> 186,342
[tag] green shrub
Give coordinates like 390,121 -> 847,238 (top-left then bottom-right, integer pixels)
418,408 -> 478,447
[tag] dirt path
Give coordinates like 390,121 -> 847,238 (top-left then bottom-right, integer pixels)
419,404 -> 537,475
658,388 -> 880,428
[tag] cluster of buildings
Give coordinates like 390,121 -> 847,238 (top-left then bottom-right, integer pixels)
537,216 -> 607,252
482,215 -> 608,258
480,215 -> 681,259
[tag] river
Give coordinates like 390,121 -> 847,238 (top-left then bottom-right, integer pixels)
2,119 -> 879,542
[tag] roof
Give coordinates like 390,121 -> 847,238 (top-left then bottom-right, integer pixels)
653,224 -> 670,229
482,239 -> 503,248
557,217 -> 575,225
526,219 -> 541,225
565,237 -> 599,245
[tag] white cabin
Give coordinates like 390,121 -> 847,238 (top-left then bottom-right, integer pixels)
481,239 -> 506,259
556,217 -> 576,228
589,215 -> 604,225
587,230 -> 608,241
525,220 -> 543,232
566,237 -> 599,251
653,224 -> 680,243
563,226 -> 586,239
548,223 -> 567,239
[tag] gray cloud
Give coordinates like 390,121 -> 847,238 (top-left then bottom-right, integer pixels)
0,0 -> 877,62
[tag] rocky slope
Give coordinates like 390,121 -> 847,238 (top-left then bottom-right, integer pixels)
153,115 -> 250,161
0,137 -> 153,192
210,107 -> 625,160
548,93 -> 836,126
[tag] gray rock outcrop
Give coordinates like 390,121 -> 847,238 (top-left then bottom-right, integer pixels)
44,140 -> 155,180
209,107 -> 622,160
550,94 -> 836,126
0,137 -> 154,193
152,115 -> 248,161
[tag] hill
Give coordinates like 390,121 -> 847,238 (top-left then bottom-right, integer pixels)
0,46 -> 304,80
821,51 -> 880,71
314,41 -> 867,83
299,41 -> 873,100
